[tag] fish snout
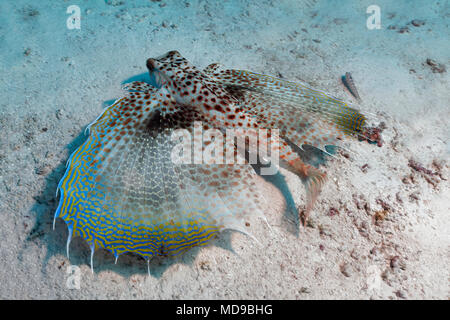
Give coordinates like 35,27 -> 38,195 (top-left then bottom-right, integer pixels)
146,58 -> 156,72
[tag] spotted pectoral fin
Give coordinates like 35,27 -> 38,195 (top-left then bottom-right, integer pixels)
55,98 -> 268,261
211,69 -> 367,139
241,93 -> 344,153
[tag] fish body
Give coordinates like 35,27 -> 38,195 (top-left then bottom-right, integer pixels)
55,51 -> 366,269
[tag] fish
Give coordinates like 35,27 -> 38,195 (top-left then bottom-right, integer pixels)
342,72 -> 361,102
54,51 -> 367,271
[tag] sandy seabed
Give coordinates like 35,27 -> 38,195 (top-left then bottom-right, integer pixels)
0,0 -> 448,299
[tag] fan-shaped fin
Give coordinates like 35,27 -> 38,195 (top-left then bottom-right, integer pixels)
55,91 -> 269,261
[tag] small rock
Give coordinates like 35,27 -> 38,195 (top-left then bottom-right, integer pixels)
333,18 -> 347,25
411,19 -> 425,27
318,224 -> 332,237
390,256 -> 406,270
340,263 -> 352,277
359,125 -> 383,147
381,268 -> 395,285
363,203 -> 371,215
395,290 -> 407,299
35,165 -> 50,176
199,261 -> 211,271
299,287 -> 311,294
398,26 -> 410,34
390,256 -> 400,269
340,151 -> 350,159
57,260 -> 66,270
350,250 -> 359,260
306,217 -> 316,228
409,191 -> 420,201
56,109 -> 64,120
22,6 -> 39,19
395,192 -> 403,204
374,210 -> 388,222
426,59 -> 446,73
328,207 -> 339,217
426,58 -> 437,66
105,0 -> 124,6
387,13 -> 396,19
376,199 -> 391,212
44,151 -> 54,159
408,159 -> 436,175
360,221 -> 368,230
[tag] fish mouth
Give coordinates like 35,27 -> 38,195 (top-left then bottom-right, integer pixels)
146,58 -> 165,88
146,58 -> 156,72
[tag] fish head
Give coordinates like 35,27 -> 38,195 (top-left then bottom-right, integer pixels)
146,51 -> 209,105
